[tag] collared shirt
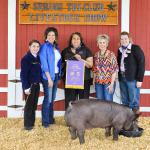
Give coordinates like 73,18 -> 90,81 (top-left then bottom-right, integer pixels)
119,43 -> 132,72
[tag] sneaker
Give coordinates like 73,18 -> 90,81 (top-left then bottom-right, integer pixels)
42,124 -> 49,128
52,118 -> 55,124
24,126 -> 33,131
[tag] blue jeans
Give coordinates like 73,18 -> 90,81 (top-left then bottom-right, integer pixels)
95,83 -> 115,101
42,74 -> 59,127
119,78 -> 140,109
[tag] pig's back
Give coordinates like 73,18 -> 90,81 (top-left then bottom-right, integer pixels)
65,99 -> 131,128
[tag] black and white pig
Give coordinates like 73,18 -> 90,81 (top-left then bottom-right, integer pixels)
64,99 -> 139,144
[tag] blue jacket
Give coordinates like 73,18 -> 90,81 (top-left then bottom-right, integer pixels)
39,41 -> 61,81
20,51 -> 41,90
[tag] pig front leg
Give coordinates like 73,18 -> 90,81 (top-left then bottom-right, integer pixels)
69,126 -> 77,140
77,129 -> 85,144
112,127 -> 120,140
105,126 -> 111,137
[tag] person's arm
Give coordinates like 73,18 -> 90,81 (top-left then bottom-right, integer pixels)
82,47 -> 93,68
20,57 -> 30,91
111,72 -> 117,86
45,72 -> 53,87
92,73 -> 96,85
106,53 -> 118,93
82,57 -> 93,68
65,47 -> 77,60
92,53 -> 98,85
106,71 -> 117,94
39,45 -> 53,87
136,82 -> 142,88
134,45 -> 145,87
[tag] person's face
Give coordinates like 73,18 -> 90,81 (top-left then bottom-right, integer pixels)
71,34 -> 81,48
120,35 -> 130,47
97,39 -> 108,51
46,31 -> 56,44
29,42 -> 40,55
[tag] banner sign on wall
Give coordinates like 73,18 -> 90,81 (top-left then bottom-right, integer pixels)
65,60 -> 85,89
19,0 -> 118,25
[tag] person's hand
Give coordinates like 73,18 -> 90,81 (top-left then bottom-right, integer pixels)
106,83 -> 114,94
136,81 -> 142,88
74,54 -> 82,60
24,88 -> 31,95
92,79 -> 95,86
92,74 -> 96,86
48,78 -> 53,87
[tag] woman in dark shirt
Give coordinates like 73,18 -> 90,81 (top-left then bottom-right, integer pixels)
61,32 -> 93,109
117,31 -> 145,114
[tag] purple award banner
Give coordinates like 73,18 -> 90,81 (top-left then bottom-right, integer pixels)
65,60 -> 85,89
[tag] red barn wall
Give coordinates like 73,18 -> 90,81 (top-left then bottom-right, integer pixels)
16,0 -> 121,69
0,0 -> 8,117
0,0 -> 8,69
130,0 -> 150,116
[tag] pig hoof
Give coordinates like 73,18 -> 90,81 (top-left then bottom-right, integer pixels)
105,132 -> 111,137
71,136 -> 77,140
79,140 -> 85,144
113,137 -> 118,141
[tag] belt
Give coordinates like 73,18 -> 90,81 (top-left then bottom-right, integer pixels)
33,83 -> 39,85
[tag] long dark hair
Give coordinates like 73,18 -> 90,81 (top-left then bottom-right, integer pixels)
68,32 -> 85,48
44,27 -> 58,46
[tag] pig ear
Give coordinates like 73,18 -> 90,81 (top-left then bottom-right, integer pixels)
69,101 -> 78,108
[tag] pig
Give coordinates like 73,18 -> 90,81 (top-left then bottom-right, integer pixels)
64,99 -> 139,144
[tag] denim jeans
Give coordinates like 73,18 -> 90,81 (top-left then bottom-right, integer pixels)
41,74 -> 59,127
119,77 -> 140,109
95,83 -> 115,101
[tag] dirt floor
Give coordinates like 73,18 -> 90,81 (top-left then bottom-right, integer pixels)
0,117 -> 150,150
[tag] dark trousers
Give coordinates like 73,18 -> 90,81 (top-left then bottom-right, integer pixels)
24,83 -> 40,127
64,79 -> 91,109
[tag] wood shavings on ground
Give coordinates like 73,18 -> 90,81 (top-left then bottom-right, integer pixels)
0,117 -> 150,150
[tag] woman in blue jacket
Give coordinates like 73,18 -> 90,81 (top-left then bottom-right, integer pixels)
39,27 -> 61,128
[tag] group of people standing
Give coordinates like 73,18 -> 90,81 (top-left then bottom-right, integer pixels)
20,27 -> 145,130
